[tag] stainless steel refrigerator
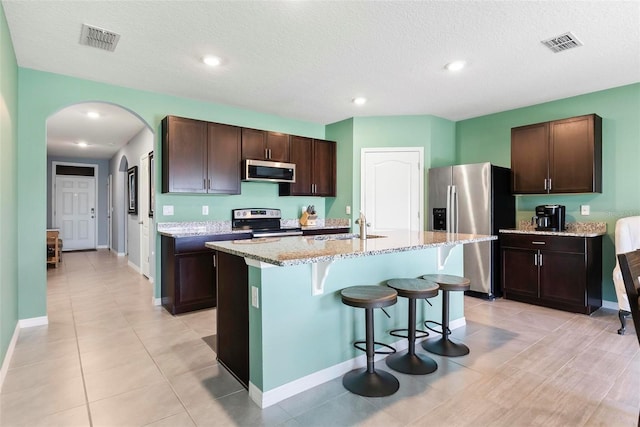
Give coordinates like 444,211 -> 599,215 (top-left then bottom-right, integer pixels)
427,162 -> 515,299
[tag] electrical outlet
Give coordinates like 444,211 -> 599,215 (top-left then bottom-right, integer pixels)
346,205 -> 351,215
202,205 -> 209,215
163,205 -> 174,216
251,286 -> 259,308
580,205 -> 590,215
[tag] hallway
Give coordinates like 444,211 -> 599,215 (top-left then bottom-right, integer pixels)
0,249 -> 638,426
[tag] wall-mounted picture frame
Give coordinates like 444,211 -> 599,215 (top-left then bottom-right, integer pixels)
148,152 -> 154,218
128,166 -> 138,215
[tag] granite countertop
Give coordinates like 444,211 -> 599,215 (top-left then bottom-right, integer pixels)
205,230 -> 496,266
157,218 -> 351,238
500,221 -> 607,238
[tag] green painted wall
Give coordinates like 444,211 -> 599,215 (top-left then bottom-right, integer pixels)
325,118 -> 354,222
0,3 -> 19,372
456,83 -> 640,303
16,68 -> 326,320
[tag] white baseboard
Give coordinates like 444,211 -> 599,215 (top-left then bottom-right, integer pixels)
19,316 -> 48,328
97,245 -> 108,249
128,261 -> 140,273
0,322 -> 20,392
116,252 -> 126,257
601,300 -> 619,310
250,316 -> 466,408
152,297 -> 162,306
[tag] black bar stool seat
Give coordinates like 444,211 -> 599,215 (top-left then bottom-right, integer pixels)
341,285 -> 399,397
421,274 -> 471,357
385,278 -> 440,375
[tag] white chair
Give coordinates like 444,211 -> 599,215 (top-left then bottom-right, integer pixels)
613,216 -> 640,334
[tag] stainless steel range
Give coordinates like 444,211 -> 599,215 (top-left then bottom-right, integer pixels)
232,208 -> 302,238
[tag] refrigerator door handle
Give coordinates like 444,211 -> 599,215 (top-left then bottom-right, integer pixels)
446,185 -> 452,232
452,185 -> 458,233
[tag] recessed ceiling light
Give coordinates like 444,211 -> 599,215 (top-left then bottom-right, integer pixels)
77,141 -> 88,148
352,97 -> 367,106
87,111 -> 100,119
202,55 -> 222,67
444,60 -> 466,72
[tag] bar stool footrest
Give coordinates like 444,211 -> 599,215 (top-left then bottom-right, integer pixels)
389,328 -> 429,340
354,340 -> 396,355
424,320 -> 451,336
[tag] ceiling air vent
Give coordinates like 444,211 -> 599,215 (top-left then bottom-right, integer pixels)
79,24 -> 120,52
541,32 -> 583,53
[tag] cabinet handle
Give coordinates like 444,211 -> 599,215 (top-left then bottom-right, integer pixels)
534,254 -> 538,266
548,179 -> 552,190
213,254 -> 216,268
204,179 -> 207,190
539,253 -> 543,266
544,179 -> 547,190
208,179 -> 211,189
532,241 -> 545,245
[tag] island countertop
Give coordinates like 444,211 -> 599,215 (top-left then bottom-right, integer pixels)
205,230 -> 496,266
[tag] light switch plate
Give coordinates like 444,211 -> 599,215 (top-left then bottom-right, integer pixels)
346,205 -> 351,215
202,206 -> 209,215
163,205 -> 174,216
251,286 -> 259,308
580,205 -> 590,215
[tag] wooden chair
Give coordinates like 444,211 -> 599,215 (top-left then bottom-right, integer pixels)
47,230 -> 62,267
618,249 -> 640,345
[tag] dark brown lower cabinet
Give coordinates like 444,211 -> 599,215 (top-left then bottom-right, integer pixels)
161,235 -> 218,315
215,250 -> 249,388
501,233 -> 602,314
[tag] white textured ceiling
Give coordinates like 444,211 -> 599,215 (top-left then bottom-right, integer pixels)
3,1 -> 640,159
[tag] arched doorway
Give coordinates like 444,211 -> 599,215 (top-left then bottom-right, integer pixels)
46,102 -> 154,279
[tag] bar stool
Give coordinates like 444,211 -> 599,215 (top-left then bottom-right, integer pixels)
421,274 -> 471,357
385,278 -> 440,375
341,285 -> 399,397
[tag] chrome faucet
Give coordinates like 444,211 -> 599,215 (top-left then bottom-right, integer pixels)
355,212 -> 371,240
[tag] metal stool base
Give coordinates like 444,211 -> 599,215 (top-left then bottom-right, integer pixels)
342,368 -> 399,397
422,336 -> 469,357
386,350 -> 437,375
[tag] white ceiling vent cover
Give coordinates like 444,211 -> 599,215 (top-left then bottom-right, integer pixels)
541,32 -> 583,53
79,24 -> 120,52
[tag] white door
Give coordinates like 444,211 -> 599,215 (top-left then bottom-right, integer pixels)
55,176 -> 97,250
362,148 -> 423,231
139,154 -> 150,278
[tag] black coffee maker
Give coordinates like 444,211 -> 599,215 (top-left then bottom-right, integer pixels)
533,205 -> 566,231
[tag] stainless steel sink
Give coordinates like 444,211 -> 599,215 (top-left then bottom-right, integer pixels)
311,234 -> 387,241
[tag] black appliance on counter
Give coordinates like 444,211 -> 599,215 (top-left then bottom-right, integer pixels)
533,204 -> 566,231
232,208 -> 302,238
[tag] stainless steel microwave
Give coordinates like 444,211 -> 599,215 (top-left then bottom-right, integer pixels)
241,159 -> 296,183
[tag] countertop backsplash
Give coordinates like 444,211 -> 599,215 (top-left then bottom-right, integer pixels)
499,220 -> 607,237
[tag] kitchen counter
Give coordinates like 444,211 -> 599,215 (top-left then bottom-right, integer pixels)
207,230 -> 495,408
157,218 -> 350,238
205,230 -> 496,266
500,221 -> 606,238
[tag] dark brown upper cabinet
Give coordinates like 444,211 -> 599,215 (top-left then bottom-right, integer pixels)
511,114 -> 602,194
279,136 -> 336,197
162,116 -> 241,194
241,128 -> 290,162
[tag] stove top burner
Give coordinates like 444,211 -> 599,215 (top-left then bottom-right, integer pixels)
232,208 -> 302,238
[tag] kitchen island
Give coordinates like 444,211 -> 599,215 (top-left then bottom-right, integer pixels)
206,230 -> 496,408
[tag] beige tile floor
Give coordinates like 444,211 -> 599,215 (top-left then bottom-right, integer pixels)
1,249 -> 638,426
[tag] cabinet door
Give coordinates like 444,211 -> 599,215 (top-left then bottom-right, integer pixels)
175,252 -> 216,312
313,139 -> 336,197
208,123 -> 241,194
502,248 -> 539,298
549,115 -> 600,193
241,128 -> 266,160
266,132 -> 290,162
163,116 -> 207,193
539,250 -> 586,307
511,123 -> 549,194
287,135 -> 313,195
